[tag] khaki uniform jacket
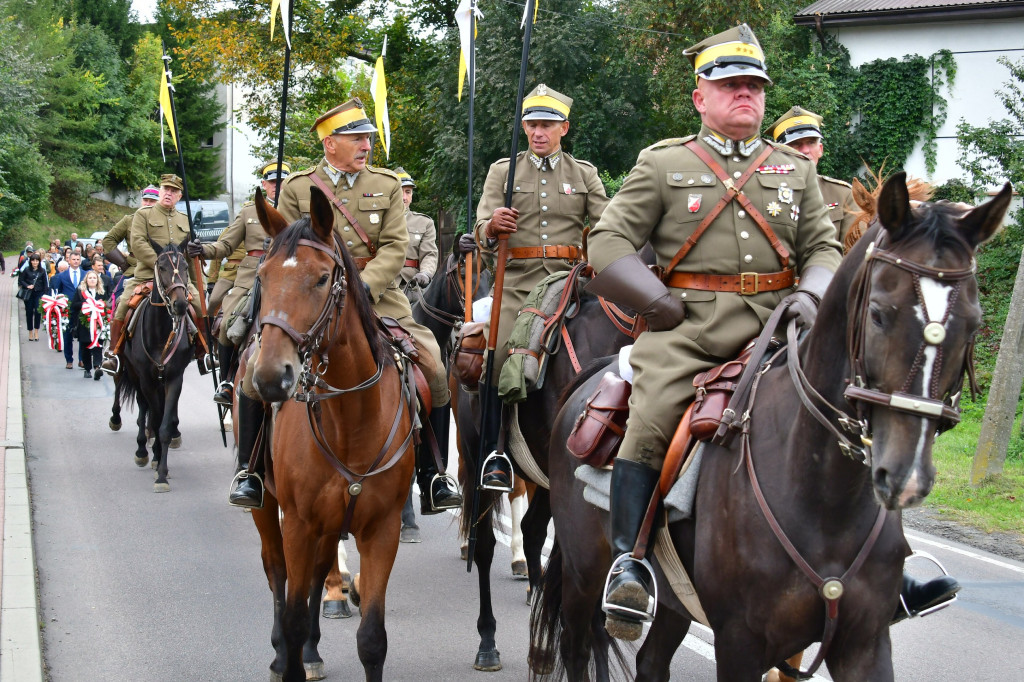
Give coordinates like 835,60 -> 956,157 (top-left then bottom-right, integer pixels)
130,204 -> 195,283
277,160 -> 410,320
396,211 -> 438,285
202,201 -> 266,292
474,150 -> 609,378
102,213 -> 138,279
818,175 -> 856,246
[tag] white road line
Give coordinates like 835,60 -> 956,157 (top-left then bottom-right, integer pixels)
905,530 -> 1024,575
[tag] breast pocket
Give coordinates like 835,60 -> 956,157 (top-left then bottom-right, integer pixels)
753,174 -> 805,244
666,170 -> 717,225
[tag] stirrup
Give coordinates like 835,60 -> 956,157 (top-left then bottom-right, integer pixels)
429,473 -> 463,511
227,470 -> 264,509
479,450 -> 514,492
602,554 -> 658,624
197,353 -> 218,375
213,381 -> 234,406
898,551 -> 958,619
100,354 -> 121,376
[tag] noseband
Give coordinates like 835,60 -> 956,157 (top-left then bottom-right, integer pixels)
155,249 -> 190,310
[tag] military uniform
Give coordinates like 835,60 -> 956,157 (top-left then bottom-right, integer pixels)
202,201 -> 265,339
103,213 -> 139,320
397,211 -> 438,287
819,175 -> 856,245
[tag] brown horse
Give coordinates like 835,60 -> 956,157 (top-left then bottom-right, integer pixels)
244,188 -> 416,682
531,174 -> 1012,681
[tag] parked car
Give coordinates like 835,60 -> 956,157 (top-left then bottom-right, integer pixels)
175,200 -> 232,242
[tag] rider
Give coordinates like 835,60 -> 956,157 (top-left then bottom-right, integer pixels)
474,83 -> 609,492
767,106 -> 857,245
392,167 -> 438,298
101,174 -> 215,376
187,161 -> 291,406
227,99 -> 461,514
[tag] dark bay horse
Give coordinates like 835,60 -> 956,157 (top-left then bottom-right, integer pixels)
246,188 -> 416,682
113,240 -> 194,492
531,174 -> 1012,681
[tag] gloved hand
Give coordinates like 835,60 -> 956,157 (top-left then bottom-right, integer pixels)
412,272 -> 431,287
458,233 -> 477,254
362,281 -> 372,301
206,282 -> 215,296
186,239 -> 205,258
484,207 -> 519,238
585,253 -> 686,332
780,266 -> 833,330
640,292 -> 686,332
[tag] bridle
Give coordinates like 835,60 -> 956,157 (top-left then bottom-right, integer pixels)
142,248 -> 193,376
154,248 -> 190,311
413,252 -> 483,329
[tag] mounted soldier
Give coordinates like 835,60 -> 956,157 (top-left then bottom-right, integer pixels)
392,167 -> 438,304
101,184 -> 155,304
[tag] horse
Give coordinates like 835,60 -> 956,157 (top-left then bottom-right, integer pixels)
529,173 -> 1012,681
113,239 -> 194,492
245,188 -> 417,682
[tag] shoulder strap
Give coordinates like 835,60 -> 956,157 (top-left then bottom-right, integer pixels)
308,172 -> 377,257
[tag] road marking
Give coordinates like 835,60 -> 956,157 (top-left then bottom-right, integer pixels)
906,531 -> 1024,575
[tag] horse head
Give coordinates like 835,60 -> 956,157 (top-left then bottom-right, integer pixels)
152,239 -> 191,318
842,172 -> 1011,509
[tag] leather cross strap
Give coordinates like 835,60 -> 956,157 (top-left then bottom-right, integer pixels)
308,172 -> 377,257
354,257 -> 374,270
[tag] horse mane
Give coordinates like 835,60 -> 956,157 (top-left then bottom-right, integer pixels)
268,217 -> 387,365
844,165 -> 934,252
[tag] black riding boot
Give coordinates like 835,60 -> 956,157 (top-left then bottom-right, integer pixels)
417,402 -> 463,514
213,342 -> 236,405
229,391 -> 265,508
479,386 -> 513,492
604,458 -> 661,641
892,573 -> 961,624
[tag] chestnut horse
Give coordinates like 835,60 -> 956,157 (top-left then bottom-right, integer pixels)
530,174 -> 1012,681
245,189 -> 416,682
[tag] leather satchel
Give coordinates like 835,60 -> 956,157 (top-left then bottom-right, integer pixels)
690,339 -> 763,441
567,371 -> 631,467
451,321 -> 486,392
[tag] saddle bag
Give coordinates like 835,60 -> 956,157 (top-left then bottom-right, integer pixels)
379,316 -> 420,362
128,282 -> 154,310
451,321 -> 486,393
226,289 -> 254,346
567,371 -> 631,468
690,340 -> 761,441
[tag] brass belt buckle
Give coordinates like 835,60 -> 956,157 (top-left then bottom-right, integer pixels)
739,272 -> 760,295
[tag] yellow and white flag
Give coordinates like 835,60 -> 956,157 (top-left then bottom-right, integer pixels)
520,0 -> 539,28
270,0 -> 292,48
370,36 -> 391,159
456,0 -> 483,101
158,57 -> 177,161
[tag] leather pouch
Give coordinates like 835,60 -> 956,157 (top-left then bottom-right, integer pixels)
567,371 -> 631,467
690,340 -> 758,441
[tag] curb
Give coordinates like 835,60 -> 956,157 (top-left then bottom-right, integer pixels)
1,294 -> 44,682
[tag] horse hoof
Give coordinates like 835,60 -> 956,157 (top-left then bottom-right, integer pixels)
473,649 -> 502,672
526,585 -> 533,606
151,460 -> 158,470
304,661 -> 325,680
169,436 -> 182,449
528,650 -> 555,676
135,456 -> 149,468
511,560 -> 528,579
154,482 -> 170,493
604,615 -> 643,642
109,418 -> 121,432
349,574 -> 361,608
321,599 -> 352,619
269,672 -> 283,682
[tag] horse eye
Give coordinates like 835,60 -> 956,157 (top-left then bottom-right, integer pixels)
869,307 -> 885,329
317,274 -> 329,287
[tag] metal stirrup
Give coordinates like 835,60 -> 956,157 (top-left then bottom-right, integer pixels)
227,470 -> 264,509
428,472 -> 463,510
898,550 -> 959,619
479,450 -> 514,491
602,554 -> 658,624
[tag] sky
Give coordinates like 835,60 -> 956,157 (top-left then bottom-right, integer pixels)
132,0 -> 158,24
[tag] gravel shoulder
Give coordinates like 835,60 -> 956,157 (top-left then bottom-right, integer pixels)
903,506 -> 1024,562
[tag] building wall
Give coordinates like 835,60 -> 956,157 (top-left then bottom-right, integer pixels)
214,82 -> 265,217
827,18 -> 1024,189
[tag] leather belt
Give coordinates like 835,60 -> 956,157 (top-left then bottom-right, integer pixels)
354,256 -> 374,270
507,245 -> 582,261
404,258 -> 419,268
247,250 -> 265,257
665,268 -> 794,295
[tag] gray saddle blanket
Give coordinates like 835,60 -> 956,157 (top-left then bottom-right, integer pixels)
575,444 -> 704,522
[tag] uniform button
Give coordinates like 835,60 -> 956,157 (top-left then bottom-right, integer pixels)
733,171 -> 742,179
342,198 -> 349,204
673,173 -> 683,181
515,186 -> 521,191
541,179 -> 547,185
541,192 -> 548,198
343,226 -> 350,231
347,241 -> 354,247
732,156 -> 740,163
687,178 -> 694,185
541,221 -> 548,227
740,231 -> 750,239
680,292 -> 687,299
737,210 -> 746,218
542,206 -> 548,212
744,254 -> 753,263
542,234 -> 548,240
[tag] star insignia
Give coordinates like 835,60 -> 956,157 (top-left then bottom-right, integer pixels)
766,201 -> 782,217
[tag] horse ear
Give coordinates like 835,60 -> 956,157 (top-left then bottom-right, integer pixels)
178,237 -> 189,252
958,182 -> 1013,248
851,178 -> 873,213
254,188 -> 290,238
149,238 -> 163,255
876,171 -> 911,241
308,187 -> 335,243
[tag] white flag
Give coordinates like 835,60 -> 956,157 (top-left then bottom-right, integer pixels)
270,0 -> 292,48
371,36 -> 390,159
456,0 -> 483,101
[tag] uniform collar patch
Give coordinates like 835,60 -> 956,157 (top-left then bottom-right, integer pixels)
529,150 -> 561,171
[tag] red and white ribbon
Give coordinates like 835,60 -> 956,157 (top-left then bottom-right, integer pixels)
81,293 -> 106,349
41,293 -> 68,351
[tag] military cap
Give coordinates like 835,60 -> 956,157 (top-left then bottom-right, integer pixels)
159,174 -> 184,191
522,84 -> 572,122
683,23 -> 771,84
768,106 -> 823,145
259,161 -> 291,180
394,167 -> 416,188
141,185 -> 160,199
312,98 -> 377,140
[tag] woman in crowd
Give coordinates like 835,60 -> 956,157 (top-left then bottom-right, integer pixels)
69,270 -> 109,379
19,254 -> 48,341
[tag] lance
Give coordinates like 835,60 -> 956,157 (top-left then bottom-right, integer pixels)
162,43 -> 225,445
467,0 -> 537,572
273,0 -> 294,199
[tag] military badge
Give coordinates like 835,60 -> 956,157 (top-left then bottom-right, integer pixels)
827,202 -> 839,209
369,213 -> 380,224
766,201 -> 782,217
790,205 -> 800,221
563,183 -> 573,195
688,194 -> 702,213
701,174 -> 713,184
756,164 -> 795,175
778,183 -> 793,204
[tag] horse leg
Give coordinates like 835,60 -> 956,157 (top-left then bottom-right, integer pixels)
635,607 -> 692,682
509,479 -> 528,579
472,506 -> 501,671
558,545 -> 610,682
251,496 -> 288,680
827,631 -> 895,682
321,542 -> 353,619
280,517 -> 318,682
134,395 -> 149,467
109,377 -> 122,431
353,522 -> 402,682
154,377 -> 183,492
301,534 -> 340,681
521,488 -> 551,605
712,628 -> 767,682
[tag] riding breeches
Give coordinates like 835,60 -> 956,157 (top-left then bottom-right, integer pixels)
397,314 -> 450,408
113,277 -> 201,322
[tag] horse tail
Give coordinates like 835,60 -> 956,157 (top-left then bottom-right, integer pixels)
114,370 -> 139,411
528,539 -> 564,680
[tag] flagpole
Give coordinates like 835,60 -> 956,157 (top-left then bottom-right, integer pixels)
466,1 -> 477,242
273,0 -> 294,201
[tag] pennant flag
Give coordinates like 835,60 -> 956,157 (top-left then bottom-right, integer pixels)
270,0 -> 291,48
370,36 -> 391,159
456,0 -> 483,101
158,55 -> 177,161
520,0 -> 539,28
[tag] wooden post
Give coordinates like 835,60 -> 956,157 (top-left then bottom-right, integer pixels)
971,245 -> 1024,485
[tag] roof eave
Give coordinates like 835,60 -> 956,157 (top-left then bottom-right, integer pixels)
794,3 -> 1024,27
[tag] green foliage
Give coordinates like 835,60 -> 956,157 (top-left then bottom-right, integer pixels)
957,57 -> 1024,191
65,0 -> 143,61
931,178 -> 979,203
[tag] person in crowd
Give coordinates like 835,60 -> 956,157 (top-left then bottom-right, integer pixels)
0,250 -> 6,274
91,254 -> 113,293
69,270 -> 109,379
19,254 -> 48,341
49,252 -> 88,369
392,167 -> 438,298
65,232 -> 81,251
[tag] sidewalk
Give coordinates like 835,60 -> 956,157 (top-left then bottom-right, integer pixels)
0,269 -> 44,681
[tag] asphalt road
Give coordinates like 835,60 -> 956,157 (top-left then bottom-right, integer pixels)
21,333 -> 1024,681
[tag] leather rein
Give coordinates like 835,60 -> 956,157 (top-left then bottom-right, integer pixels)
413,252 -> 482,329
142,249 -> 194,375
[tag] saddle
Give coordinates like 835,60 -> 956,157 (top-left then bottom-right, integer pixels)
377,316 -> 431,410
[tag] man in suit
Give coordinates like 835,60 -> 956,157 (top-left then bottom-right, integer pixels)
50,252 -> 88,369
90,255 -> 113,293
65,233 -> 81,251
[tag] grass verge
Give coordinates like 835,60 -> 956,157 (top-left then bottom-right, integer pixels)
1,199 -> 134,252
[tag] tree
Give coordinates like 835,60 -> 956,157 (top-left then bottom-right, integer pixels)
65,0 -> 142,61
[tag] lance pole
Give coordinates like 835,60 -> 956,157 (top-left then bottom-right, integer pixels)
467,0 -> 536,572
273,0 -> 294,201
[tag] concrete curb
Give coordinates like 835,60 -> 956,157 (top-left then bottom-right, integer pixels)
1,295 -> 44,682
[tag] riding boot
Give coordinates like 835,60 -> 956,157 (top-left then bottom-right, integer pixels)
892,573 -> 961,624
213,342 -> 236,405
194,332 -> 218,375
100,319 -> 125,376
604,458 -> 661,641
417,403 -> 463,514
228,391 -> 266,508
479,386 -> 513,492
